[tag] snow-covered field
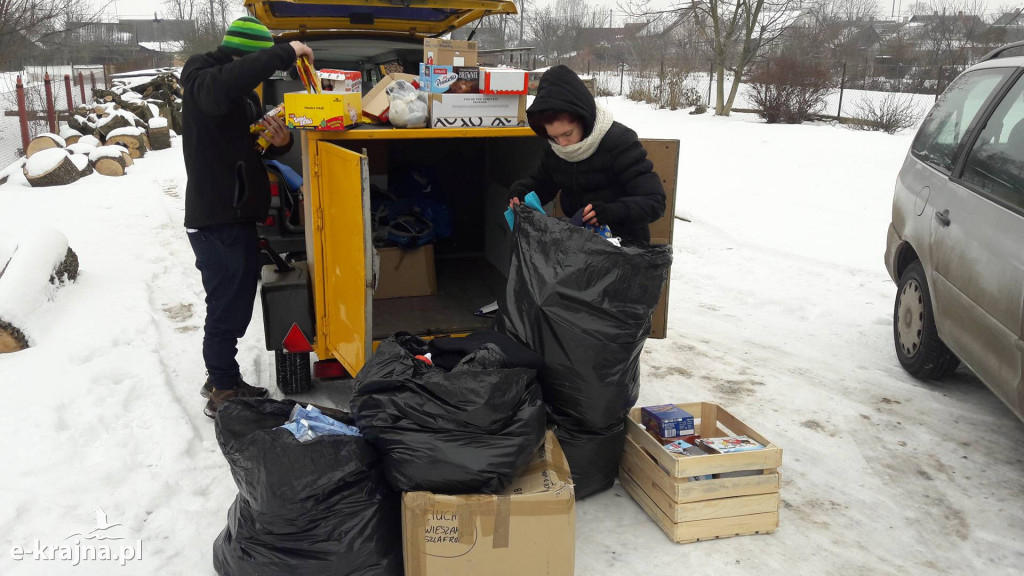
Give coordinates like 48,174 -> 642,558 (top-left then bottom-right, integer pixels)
0,97 -> 1022,575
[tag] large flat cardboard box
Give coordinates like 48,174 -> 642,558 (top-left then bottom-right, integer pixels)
362,73 -> 419,123
429,93 -> 526,129
373,245 -> 436,300
402,431 -> 575,576
423,38 -> 477,66
284,92 -> 361,130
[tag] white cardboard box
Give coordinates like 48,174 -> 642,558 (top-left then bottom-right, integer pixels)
429,93 -> 526,129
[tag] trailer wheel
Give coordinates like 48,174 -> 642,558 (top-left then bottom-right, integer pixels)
894,261 -> 960,379
275,350 -> 311,395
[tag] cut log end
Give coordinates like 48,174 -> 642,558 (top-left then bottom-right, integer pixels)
0,319 -> 29,353
106,134 -> 147,159
25,135 -> 64,159
93,156 -> 127,176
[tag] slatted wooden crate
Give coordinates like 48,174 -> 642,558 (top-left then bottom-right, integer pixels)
619,402 -> 783,543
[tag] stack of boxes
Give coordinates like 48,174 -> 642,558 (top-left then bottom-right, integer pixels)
418,39 -> 528,129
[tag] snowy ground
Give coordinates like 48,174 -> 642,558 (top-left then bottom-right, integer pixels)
0,97 -> 1022,575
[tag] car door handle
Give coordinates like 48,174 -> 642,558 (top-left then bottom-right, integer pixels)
935,209 -> 950,227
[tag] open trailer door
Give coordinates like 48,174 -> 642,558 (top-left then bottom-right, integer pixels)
311,141 -> 373,375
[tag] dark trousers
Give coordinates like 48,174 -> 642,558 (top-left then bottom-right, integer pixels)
187,223 -> 261,390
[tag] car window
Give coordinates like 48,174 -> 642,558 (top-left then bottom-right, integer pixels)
961,73 -> 1024,212
911,68 -> 1013,174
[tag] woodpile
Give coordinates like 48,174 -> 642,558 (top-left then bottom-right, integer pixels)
23,149 -> 82,187
0,227 -> 78,353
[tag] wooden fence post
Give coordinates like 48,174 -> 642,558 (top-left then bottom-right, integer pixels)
78,71 -> 86,104
64,74 -> 74,118
44,72 -> 56,134
16,75 -> 30,153
90,71 -> 96,98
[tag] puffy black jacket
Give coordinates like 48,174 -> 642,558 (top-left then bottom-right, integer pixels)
181,44 -> 295,229
510,65 -> 665,244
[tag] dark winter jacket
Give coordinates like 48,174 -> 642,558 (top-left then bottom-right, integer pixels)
181,44 -> 295,229
510,65 -> 665,244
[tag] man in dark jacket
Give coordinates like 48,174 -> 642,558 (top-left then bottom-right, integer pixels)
509,65 -> 665,244
181,16 -> 313,418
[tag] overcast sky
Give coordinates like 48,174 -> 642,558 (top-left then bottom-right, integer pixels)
97,0 -> 1017,24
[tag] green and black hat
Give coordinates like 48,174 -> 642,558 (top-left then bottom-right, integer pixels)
220,16 -> 274,57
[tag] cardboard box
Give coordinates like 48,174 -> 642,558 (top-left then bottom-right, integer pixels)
641,404 -> 695,438
429,93 -> 526,129
284,92 -> 361,130
481,68 -> 529,94
374,245 -> 436,299
620,402 -> 783,544
418,64 -> 479,93
362,73 -> 420,123
402,431 -> 575,576
423,38 -> 477,66
318,68 -> 362,94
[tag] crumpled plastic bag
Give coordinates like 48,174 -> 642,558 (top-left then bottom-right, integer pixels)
386,80 -> 428,128
351,335 -> 546,494
277,403 -> 362,442
213,399 -> 402,576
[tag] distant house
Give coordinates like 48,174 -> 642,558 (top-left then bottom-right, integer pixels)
38,19 -> 194,66
991,9 -> 1024,43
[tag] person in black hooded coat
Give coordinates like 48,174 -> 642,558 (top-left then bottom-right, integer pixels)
508,66 -> 666,244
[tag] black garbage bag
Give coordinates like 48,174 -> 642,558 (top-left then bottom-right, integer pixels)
351,336 -> 546,494
497,208 -> 672,430
213,399 -> 402,576
552,419 -> 628,500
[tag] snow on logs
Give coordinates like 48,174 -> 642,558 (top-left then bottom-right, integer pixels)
147,116 -> 170,150
25,133 -> 67,158
23,148 -> 81,187
0,226 -> 78,353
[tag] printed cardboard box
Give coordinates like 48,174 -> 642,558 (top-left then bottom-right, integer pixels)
284,92 -> 361,130
429,93 -> 526,129
402,431 -> 575,576
362,73 -> 420,123
374,245 -> 436,300
423,38 -> 478,66
480,68 -> 529,94
418,64 -> 479,93
318,68 -> 362,94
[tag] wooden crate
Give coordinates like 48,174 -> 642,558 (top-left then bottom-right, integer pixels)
620,402 -> 783,544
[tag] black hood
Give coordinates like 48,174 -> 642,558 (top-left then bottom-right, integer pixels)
527,65 -> 596,138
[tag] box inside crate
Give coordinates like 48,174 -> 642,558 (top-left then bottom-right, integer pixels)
620,402 -> 783,543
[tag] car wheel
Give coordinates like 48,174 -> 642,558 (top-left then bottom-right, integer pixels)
275,350 -> 311,394
893,261 -> 960,379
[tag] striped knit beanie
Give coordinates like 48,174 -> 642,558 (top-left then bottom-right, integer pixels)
220,17 -> 274,56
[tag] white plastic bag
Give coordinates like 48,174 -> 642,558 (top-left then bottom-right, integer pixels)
386,80 -> 428,128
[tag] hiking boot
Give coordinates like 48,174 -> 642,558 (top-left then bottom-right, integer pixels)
200,377 -> 268,399
203,387 -> 240,419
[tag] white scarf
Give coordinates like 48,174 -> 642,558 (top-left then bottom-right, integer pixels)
549,104 -> 613,163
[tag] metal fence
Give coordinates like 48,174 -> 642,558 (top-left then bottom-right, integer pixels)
0,65 -> 107,171
583,58 -> 955,125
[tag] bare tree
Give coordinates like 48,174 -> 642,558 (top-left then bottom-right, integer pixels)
0,0 -> 109,69
162,0 -> 199,21
914,0 -> 988,68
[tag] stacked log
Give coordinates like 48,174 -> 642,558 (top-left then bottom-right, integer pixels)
106,126 -> 147,159
23,148 -> 81,187
69,154 -> 93,177
95,113 -> 132,141
0,227 -> 79,353
59,126 -> 83,146
148,117 -> 171,150
25,133 -> 67,158
89,146 -> 129,177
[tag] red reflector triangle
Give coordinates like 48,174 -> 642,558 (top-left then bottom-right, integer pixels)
282,323 -> 313,353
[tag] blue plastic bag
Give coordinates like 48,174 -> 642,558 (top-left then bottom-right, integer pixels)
277,404 -> 362,442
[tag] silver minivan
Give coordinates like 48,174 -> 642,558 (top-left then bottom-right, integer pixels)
885,41 -> 1024,421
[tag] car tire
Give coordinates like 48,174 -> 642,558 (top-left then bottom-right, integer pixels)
275,350 -> 311,395
893,260 -> 960,379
